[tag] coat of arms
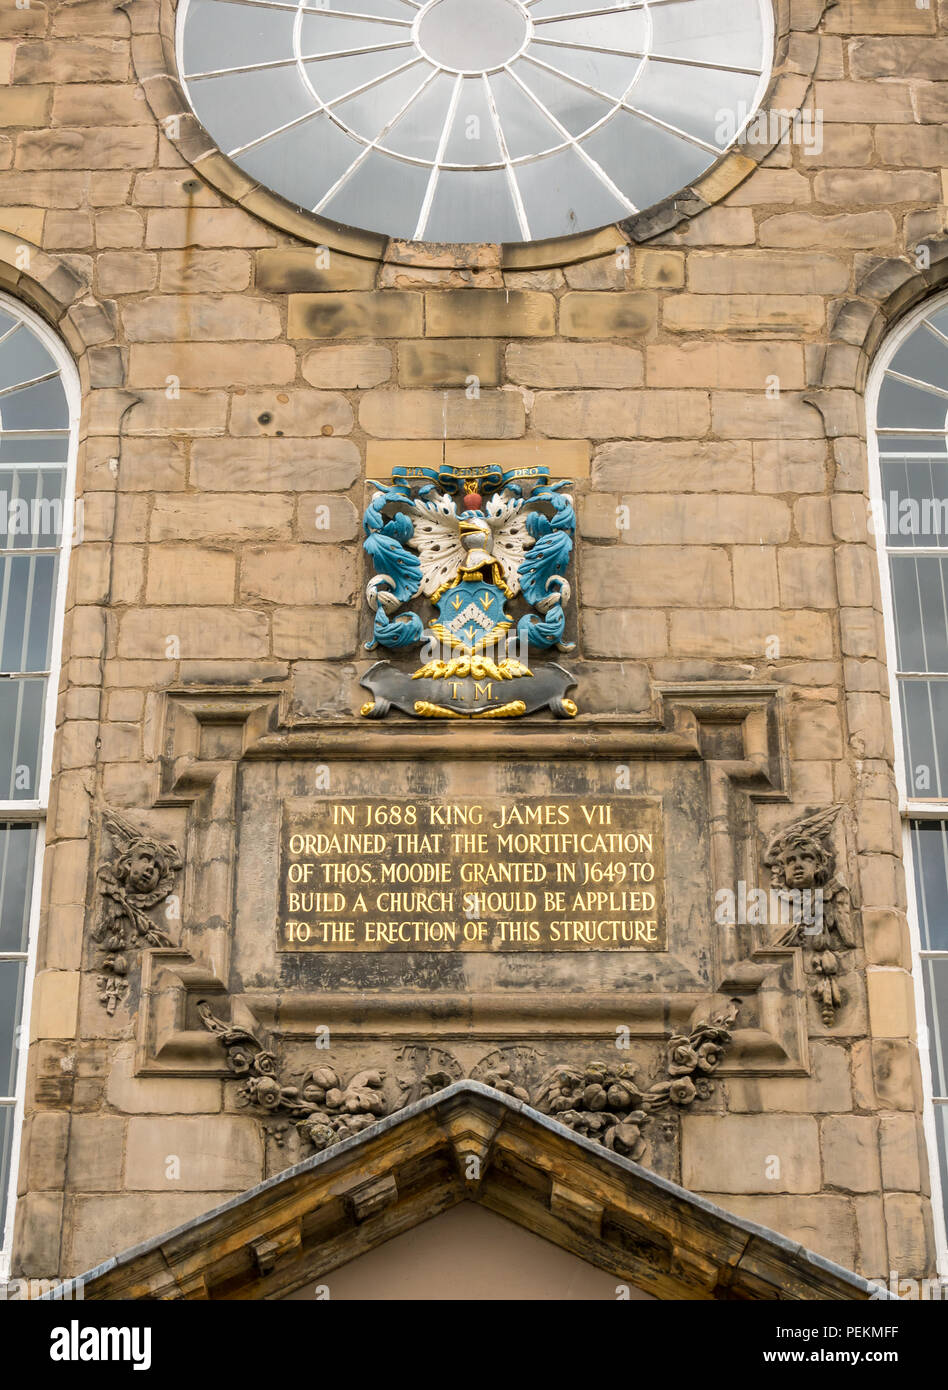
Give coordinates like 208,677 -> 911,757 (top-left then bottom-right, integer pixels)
360,462 -> 577,719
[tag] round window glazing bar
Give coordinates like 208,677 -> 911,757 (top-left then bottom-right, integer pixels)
177,0 -> 774,244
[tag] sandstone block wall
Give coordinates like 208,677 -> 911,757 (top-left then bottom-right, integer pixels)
5,0 -> 948,1284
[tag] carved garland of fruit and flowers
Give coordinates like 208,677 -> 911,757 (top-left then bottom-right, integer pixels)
199,999 -> 740,1162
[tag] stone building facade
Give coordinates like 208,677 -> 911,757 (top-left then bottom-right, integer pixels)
1,0 -> 947,1297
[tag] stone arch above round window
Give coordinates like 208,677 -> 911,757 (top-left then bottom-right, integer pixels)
139,0 -> 810,267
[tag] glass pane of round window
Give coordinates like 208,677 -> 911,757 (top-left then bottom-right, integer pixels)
177,0 -> 773,244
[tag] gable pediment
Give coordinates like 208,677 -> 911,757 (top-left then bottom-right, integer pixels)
66,1084 -> 885,1302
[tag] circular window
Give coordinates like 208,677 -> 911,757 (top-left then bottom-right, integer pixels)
177,0 -> 773,245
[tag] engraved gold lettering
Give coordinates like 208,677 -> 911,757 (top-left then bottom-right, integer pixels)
279,798 -> 664,954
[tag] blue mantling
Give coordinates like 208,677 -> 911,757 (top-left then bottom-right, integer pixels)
370,605 -> 425,651
515,486 -> 575,650
363,488 -> 422,605
517,607 -> 566,649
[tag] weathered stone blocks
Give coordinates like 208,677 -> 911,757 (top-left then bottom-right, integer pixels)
682,1115 -> 822,1194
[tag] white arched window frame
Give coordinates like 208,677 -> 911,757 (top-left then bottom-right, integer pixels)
868,289 -> 948,1277
0,294 -> 79,1278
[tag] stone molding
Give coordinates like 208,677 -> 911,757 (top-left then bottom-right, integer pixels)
0,233 -> 125,400
813,234 -> 948,396
116,681 -> 837,1088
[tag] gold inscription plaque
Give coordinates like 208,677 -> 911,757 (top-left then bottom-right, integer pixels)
278,797 -> 665,952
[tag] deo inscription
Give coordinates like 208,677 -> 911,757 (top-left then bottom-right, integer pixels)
278,796 -> 666,953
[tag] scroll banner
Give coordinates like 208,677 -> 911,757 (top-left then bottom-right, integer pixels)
390,463 -> 551,495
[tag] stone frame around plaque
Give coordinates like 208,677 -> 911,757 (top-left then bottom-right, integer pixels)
101,679 -> 846,1096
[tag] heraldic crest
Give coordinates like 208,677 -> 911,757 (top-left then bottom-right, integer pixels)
360,461 -> 578,720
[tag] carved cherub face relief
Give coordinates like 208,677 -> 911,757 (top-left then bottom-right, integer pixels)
777,835 -> 830,891
125,844 -> 162,894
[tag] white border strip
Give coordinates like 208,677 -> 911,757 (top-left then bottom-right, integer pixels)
867,289 -> 948,1277
0,293 -> 80,1279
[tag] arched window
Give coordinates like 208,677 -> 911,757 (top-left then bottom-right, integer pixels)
175,0 -> 774,244
870,290 -> 948,1272
0,297 -> 78,1268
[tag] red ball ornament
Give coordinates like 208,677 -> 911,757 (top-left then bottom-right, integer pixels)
463,492 -> 482,511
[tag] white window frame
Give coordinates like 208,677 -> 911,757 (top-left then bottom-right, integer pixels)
0,293 -> 79,1279
867,288 -> 948,1277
